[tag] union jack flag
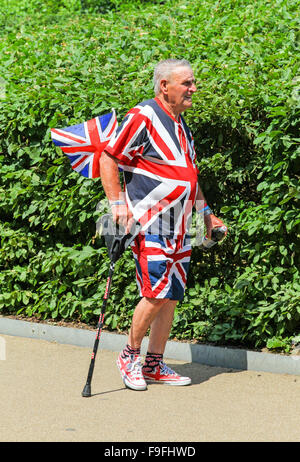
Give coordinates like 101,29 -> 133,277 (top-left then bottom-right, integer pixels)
50,110 -> 118,178
131,234 -> 192,299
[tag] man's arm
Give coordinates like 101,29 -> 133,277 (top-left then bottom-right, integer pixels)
100,151 -> 134,232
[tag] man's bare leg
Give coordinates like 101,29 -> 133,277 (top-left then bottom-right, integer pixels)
141,299 -> 191,385
128,297 -> 169,349
147,299 -> 178,354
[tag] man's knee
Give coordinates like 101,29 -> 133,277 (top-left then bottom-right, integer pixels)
144,297 -> 170,308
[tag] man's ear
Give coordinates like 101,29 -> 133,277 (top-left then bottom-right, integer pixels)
160,79 -> 168,95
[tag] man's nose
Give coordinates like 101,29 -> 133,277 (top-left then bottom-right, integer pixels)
188,83 -> 197,93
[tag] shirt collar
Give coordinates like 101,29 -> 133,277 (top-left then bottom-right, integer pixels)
154,96 -> 182,124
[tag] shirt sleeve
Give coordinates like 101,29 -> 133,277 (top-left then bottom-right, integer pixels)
105,108 -> 147,166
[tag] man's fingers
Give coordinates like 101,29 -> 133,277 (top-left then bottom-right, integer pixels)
125,217 -> 136,235
111,204 -> 134,233
204,214 -> 228,238
211,216 -> 227,234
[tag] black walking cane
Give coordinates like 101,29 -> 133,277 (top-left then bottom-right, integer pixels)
82,215 -> 141,398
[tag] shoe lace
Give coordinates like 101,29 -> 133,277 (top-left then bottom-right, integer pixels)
159,361 -> 176,376
127,355 -> 144,378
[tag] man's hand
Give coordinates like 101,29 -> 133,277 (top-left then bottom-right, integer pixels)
204,214 -> 228,239
111,203 -> 135,234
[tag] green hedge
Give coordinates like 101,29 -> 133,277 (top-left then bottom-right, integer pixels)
0,0 -> 299,351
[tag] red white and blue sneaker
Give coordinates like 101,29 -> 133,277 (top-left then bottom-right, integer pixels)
116,353 -> 147,391
142,361 -> 191,386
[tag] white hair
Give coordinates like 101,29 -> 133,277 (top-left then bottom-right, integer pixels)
153,59 -> 192,95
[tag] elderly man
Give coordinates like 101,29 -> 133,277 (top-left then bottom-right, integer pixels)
100,59 -> 226,391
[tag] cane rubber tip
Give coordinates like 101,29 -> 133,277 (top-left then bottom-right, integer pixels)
82,384 -> 91,397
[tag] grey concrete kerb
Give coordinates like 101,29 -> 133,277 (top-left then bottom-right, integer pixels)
1,316 -> 299,376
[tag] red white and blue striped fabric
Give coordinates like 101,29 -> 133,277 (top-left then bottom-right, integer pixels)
105,98 -> 199,236
131,234 -> 192,300
51,110 -> 117,178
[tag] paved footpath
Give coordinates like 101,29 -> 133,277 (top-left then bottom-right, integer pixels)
0,334 -> 299,442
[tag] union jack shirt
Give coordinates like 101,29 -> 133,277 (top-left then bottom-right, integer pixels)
51,111 -> 117,178
105,98 -> 199,236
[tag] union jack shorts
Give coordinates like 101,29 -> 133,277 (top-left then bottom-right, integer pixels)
131,234 -> 191,300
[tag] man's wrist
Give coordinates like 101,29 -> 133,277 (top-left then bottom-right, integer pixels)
197,203 -> 213,216
109,200 -> 126,207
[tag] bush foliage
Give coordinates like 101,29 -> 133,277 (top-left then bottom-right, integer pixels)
0,0 -> 299,351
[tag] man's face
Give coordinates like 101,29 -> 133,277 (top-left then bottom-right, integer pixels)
164,66 -> 197,114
